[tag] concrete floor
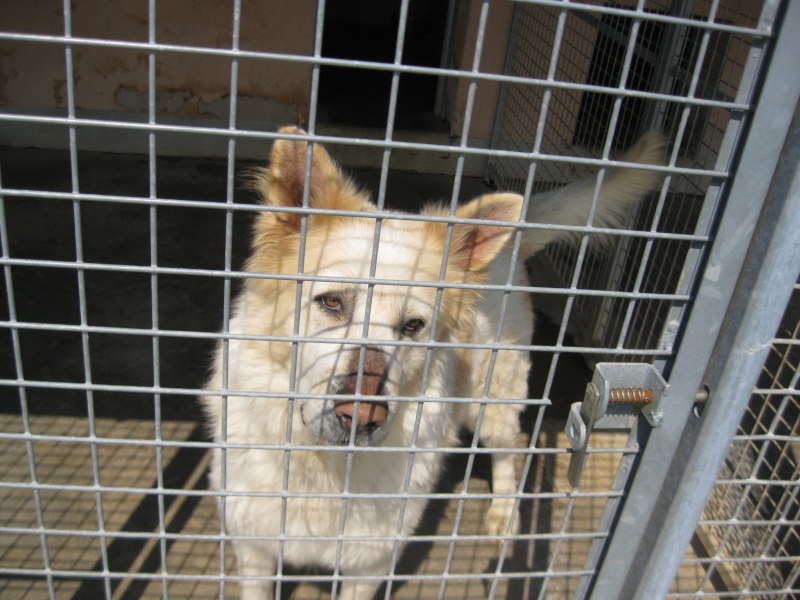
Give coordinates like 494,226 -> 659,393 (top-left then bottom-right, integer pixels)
0,148 -> 703,598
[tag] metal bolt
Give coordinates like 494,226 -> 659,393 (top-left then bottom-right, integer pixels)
608,387 -> 655,405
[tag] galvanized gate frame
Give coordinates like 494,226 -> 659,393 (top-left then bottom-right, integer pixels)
588,1 -> 800,598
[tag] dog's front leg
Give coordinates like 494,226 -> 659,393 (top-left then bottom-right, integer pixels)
472,346 -> 530,542
485,442 -> 522,540
336,568 -> 386,600
234,541 -> 277,600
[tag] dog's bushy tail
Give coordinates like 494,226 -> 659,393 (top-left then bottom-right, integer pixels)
522,131 -> 668,256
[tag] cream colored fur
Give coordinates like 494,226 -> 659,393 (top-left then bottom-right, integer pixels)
202,127 -> 666,599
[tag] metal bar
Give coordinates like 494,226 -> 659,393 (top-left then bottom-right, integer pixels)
0,186 -> 713,238
216,2 -> 244,598
0,523 -> 617,545
627,78 -> 800,599
0,319 -> 678,353
488,6 -> 574,592
274,3 -> 327,596
431,3 -> 499,596
61,1 -> 113,596
145,1 -> 170,597
0,10 -> 769,50
0,565 -> 598,585
0,157 -> 57,599
590,1 -> 800,596
0,112 -> 741,171
434,0 -> 458,118
0,251 -> 707,285
379,2 -> 432,596
336,1 -> 409,595
0,473 -> 628,499
652,1 -> 778,371
0,376 -> 654,401
512,0 -> 778,35
548,1 -> 662,593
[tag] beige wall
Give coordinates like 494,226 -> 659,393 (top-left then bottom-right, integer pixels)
0,0 -> 512,173
446,0 -> 514,141
0,0 -> 315,124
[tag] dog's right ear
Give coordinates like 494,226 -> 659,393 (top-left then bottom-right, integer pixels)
448,193 -> 523,275
252,126 -> 371,233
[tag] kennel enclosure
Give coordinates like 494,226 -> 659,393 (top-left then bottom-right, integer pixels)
0,0 -> 799,598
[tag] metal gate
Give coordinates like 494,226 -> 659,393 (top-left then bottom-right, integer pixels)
0,0 -> 798,599
486,0 -> 800,597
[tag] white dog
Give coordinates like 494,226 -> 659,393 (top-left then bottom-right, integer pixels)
202,127 -> 665,599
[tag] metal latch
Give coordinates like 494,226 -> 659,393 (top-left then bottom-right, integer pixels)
565,363 -> 668,487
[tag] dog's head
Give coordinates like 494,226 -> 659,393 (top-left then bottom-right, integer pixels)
242,127 -> 522,446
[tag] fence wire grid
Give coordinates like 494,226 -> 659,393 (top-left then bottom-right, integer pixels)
668,283 -> 800,598
0,0 -> 797,599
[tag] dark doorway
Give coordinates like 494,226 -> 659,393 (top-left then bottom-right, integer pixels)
317,0 -> 451,131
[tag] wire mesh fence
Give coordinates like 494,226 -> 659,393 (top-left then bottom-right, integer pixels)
486,0 -> 771,367
0,1 -> 796,599
669,282 -> 800,598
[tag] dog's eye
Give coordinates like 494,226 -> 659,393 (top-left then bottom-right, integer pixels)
403,318 -> 424,335
317,294 -> 342,312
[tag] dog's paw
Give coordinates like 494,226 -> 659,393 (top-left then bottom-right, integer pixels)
484,497 -> 519,543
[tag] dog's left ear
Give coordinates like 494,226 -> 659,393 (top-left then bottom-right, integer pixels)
267,126 -> 342,209
254,126 -> 371,233
448,193 -> 523,274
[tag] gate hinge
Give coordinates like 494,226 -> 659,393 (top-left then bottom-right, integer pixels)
565,363 -> 668,487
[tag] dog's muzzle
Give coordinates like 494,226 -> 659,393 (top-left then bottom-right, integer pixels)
333,400 -> 389,436
329,346 -> 391,442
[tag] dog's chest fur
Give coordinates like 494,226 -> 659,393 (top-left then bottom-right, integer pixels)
207,310 -> 461,572
202,195 -> 526,563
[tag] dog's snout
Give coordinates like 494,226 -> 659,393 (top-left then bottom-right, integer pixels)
334,400 -> 389,434
337,371 -> 386,397
333,347 -> 390,435
337,346 -> 389,397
